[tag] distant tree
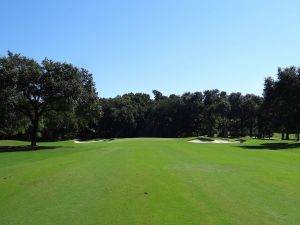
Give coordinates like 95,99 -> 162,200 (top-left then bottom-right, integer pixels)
98,93 -> 151,138
296,68 -> 300,140
262,67 -> 300,140
228,93 -> 244,137
215,91 -> 231,137
152,90 -> 166,101
180,92 -> 204,136
260,77 -> 277,138
147,94 -> 181,137
276,67 -> 299,140
202,90 -> 220,137
241,94 -> 262,138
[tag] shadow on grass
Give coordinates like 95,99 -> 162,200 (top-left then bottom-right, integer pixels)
0,145 -> 61,153
239,142 -> 300,150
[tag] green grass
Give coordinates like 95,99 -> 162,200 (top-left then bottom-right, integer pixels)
0,138 -> 300,225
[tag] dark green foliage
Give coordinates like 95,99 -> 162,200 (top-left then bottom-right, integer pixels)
262,67 -> 300,140
0,52 -> 101,146
1,51 -> 300,141
98,90 -> 262,138
98,93 -> 152,138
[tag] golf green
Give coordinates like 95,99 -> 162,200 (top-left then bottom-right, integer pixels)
0,138 -> 299,225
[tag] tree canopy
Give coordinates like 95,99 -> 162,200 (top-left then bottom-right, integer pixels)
0,52 -> 100,146
1,51 -> 300,146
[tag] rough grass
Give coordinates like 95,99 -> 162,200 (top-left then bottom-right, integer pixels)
0,138 -> 300,225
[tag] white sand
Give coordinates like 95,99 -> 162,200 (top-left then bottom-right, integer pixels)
74,140 -> 103,144
189,139 -> 243,144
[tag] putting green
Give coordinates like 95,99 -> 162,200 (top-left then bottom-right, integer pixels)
0,138 -> 299,225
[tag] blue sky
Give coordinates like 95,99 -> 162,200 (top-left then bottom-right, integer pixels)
1,0 -> 300,97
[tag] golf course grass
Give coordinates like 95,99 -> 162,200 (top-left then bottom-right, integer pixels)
0,138 -> 300,225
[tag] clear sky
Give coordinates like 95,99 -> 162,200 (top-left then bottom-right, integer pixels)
1,0 -> 299,97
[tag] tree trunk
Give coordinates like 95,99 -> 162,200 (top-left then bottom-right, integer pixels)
285,132 -> 290,140
249,126 -> 253,138
31,116 -> 39,147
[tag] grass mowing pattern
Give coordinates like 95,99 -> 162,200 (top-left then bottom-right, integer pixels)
0,138 -> 300,225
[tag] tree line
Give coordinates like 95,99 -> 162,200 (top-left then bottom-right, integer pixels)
0,52 -> 299,146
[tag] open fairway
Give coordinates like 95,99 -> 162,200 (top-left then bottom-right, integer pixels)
0,138 -> 300,225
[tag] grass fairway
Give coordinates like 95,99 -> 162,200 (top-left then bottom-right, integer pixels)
0,138 -> 300,225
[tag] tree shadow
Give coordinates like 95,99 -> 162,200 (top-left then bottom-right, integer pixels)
239,142 -> 300,150
0,145 -> 62,153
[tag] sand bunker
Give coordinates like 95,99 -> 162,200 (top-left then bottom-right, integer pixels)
74,140 -> 103,144
189,139 -> 244,144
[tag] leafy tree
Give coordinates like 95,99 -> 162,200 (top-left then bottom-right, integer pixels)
75,69 -> 101,139
0,75 -> 29,137
262,67 -> 300,140
180,92 -> 204,136
202,90 -> 220,137
98,93 -> 151,138
241,94 -> 262,137
152,90 -> 166,101
2,51 -> 300,142
215,91 -> 231,137
0,52 -> 97,146
228,93 -> 244,137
